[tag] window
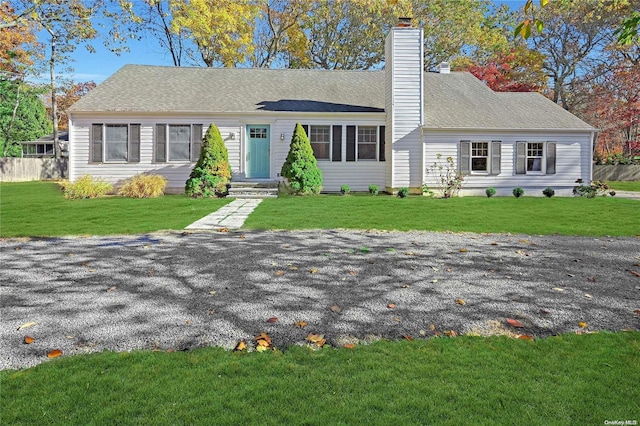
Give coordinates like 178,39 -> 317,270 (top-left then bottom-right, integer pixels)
155,124 -> 203,163
309,125 -> 330,160
91,123 -> 140,163
357,126 -> 377,160
249,127 -> 267,139
516,141 -> 556,175
22,143 -> 54,157
527,143 -> 544,172
471,142 -> 489,172
168,125 -> 191,161
105,124 -> 128,161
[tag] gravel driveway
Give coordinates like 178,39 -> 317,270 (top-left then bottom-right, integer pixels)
2,230 -> 639,370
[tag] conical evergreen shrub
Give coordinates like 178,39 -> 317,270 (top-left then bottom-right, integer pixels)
185,122 -> 231,197
281,123 -> 323,194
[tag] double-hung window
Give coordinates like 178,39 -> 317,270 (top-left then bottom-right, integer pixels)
91,123 -> 140,163
155,124 -> 203,163
459,140 -> 501,175
516,141 -> 556,175
357,126 -> 377,160
309,125 -> 331,160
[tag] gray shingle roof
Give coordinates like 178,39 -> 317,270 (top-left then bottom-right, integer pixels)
69,65 -> 385,113
70,65 -> 594,131
423,72 -> 594,130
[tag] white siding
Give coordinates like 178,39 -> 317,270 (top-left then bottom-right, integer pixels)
423,130 -> 593,196
69,113 -> 242,190
384,27 -> 424,190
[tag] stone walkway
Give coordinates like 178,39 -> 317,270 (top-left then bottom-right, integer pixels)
185,198 -> 262,230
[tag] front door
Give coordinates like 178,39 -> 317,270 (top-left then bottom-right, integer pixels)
246,125 -> 270,178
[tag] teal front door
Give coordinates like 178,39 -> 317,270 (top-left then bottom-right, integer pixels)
246,125 -> 270,178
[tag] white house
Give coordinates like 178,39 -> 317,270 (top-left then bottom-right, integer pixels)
68,23 -> 596,196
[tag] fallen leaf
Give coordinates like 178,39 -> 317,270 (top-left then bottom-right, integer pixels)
515,250 -> 525,256
445,268 -> 453,273
444,330 -> 457,337
404,251 -> 415,256
584,293 -> 593,299
429,324 -> 436,331
274,270 -> 285,276
587,277 -> 596,283
289,265 -> 298,271
455,298 -> 466,305
634,309 -> 640,315
518,335 -> 534,340
431,279 -> 438,283
309,268 -> 319,274
306,333 -> 324,343
343,343 -> 356,349
185,319 -> 191,325
294,321 -> 308,328
631,271 -> 640,277
578,321 -> 587,328
400,284 -> 409,288
88,269 -> 96,273
257,339 -> 270,347
419,330 -> 427,336
267,317 -> 278,323
491,242 -> 498,246
459,248 -> 468,253
348,270 -> 356,276
539,309 -> 550,315
506,318 -> 524,328
403,335 -> 414,341
218,227 -> 228,233
239,235 -> 246,239
256,345 -> 268,352
15,247 -> 20,251
166,348 -> 175,353
106,286 -> 117,292
518,239 -> 531,244
17,322 -> 37,331
254,332 -> 272,345
387,303 -> 396,309
47,349 -> 63,359
209,309 -> 216,315
552,287 -> 564,292
23,336 -> 35,344
209,290 -> 217,295
331,305 -> 342,313
393,317 -> 401,322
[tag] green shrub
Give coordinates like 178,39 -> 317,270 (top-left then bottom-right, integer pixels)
397,187 -> 409,198
59,175 -> 113,199
485,187 -> 496,198
281,123 -> 323,195
513,187 -> 525,198
573,180 -> 615,198
542,187 -> 555,198
185,122 -> 231,197
340,184 -> 350,195
118,174 -> 168,198
368,184 -> 379,195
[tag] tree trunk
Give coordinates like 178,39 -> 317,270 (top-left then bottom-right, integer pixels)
3,81 -> 22,157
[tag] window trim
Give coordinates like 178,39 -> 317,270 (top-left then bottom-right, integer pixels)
526,142 -> 545,174
516,141 -> 556,175
155,123 -> 203,163
309,125 -> 332,161
103,123 -> 129,162
356,125 -> 378,161
470,141 -> 490,174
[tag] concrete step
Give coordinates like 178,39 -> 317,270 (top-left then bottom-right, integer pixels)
227,186 -> 279,199
230,180 -> 279,189
230,193 -> 278,199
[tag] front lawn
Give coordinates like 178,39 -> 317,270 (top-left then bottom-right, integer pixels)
1,333 -> 638,425
607,181 -> 640,192
0,182 -> 231,237
245,194 -> 640,236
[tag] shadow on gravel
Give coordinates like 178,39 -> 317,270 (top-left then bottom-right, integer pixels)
2,230 -> 639,369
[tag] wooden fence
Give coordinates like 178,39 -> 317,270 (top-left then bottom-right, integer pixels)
0,157 -> 67,182
592,165 -> 640,181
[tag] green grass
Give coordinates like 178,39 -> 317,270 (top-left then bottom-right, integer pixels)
0,181 -> 231,237
245,194 -> 640,236
1,333 -> 638,425
607,181 -> 640,191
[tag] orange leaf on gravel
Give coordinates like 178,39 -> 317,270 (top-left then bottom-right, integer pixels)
506,318 -> 524,328
578,321 -> 588,328
23,336 -> 35,344
444,330 -> 457,337
331,305 -> 342,313
455,299 -> 466,305
47,349 -> 63,359
387,303 -> 396,309
343,343 -> 356,349
634,310 -> 640,315
459,248 -> 468,253
294,321 -> 308,328
309,268 -> 319,274
348,270 -> 356,275
274,270 -> 285,276
267,317 -> 278,323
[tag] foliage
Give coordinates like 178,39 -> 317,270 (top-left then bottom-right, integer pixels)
280,123 -> 323,195
368,184 -> 379,195
421,184 -> 434,197
424,154 -> 464,198
595,153 -> 640,165
52,81 -> 96,131
573,180 -> 615,198
512,187 -> 525,198
0,78 -> 53,157
118,174 -> 168,198
485,187 -> 496,198
185,122 -> 231,198
0,3 -> 40,74
0,182 -> 231,237
542,187 -> 555,198
615,10 -> 640,44
171,0 -> 259,67
340,184 -> 350,195
397,187 -> 409,198
59,175 -> 113,199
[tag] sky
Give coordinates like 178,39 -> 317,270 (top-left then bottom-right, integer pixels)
38,0 -> 527,85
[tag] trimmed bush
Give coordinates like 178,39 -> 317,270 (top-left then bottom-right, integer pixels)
185,122 -> 231,198
59,175 -> 113,199
119,174 -> 168,198
485,187 -> 497,198
281,123 -> 323,194
542,187 -> 555,198
513,187 -> 525,198
397,187 -> 409,198
368,184 -> 379,195
340,184 -> 350,195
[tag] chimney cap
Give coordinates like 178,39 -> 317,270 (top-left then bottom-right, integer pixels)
397,17 -> 412,27
437,62 -> 451,74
